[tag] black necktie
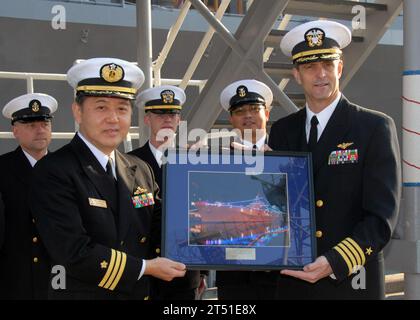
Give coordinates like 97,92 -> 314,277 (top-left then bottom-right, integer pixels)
106,159 -> 115,180
106,158 -> 118,223
308,115 -> 319,151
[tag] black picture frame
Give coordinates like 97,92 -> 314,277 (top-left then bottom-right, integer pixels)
162,149 -> 317,270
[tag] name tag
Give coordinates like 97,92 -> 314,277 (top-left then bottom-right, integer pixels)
88,198 -> 108,208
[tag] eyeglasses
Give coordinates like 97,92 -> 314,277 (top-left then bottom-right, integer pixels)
230,105 -> 266,116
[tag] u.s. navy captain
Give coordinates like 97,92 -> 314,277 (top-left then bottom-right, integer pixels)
269,20 -> 401,299
130,85 -> 206,300
30,58 -> 186,299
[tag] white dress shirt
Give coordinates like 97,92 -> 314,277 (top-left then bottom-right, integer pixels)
237,134 -> 267,151
305,93 -> 341,143
77,132 -> 116,178
149,141 -> 164,168
22,149 -> 45,167
148,139 -> 176,167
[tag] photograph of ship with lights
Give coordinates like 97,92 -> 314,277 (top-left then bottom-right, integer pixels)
188,172 -> 290,248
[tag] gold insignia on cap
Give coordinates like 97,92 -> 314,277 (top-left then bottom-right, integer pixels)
237,85 -> 247,98
161,90 -> 175,104
134,187 -> 148,195
337,142 -> 354,150
365,247 -> 373,256
305,28 -> 325,48
100,260 -> 108,269
30,100 -> 40,112
100,63 -> 124,83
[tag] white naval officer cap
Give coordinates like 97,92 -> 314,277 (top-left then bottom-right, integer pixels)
2,93 -> 58,125
280,20 -> 351,65
220,79 -> 273,112
67,57 -> 145,100
137,85 -> 186,114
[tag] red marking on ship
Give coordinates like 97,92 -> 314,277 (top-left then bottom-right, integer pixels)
189,197 -> 286,245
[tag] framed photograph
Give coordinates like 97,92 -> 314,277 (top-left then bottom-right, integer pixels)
162,150 -> 317,270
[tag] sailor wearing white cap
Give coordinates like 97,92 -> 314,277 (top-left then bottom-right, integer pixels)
131,85 -> 185,173
269,20 -> 401,299
130,85 -> 206,300
30,58 -> 186,300
219,79 -> 272,151
216,79 -> 278,300
0,92 -> 57,299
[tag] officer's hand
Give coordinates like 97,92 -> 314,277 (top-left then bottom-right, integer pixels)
280,256 -> 333,283
263,144 -> 272,151
230,141 -> 251,151
189,140 -> 209,151
230,142 -> 272,152
196,275 -> 207,300
144,257 -> 186,281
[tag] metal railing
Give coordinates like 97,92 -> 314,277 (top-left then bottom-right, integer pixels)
152,0 -> 249,15
44,0 -> 135,7
0,70 -> 206,152
44,0 -> 251,15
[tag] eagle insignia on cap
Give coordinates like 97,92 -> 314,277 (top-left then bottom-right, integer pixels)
100,63 -> 124,83
30,100 -> 40,113
161,90 -> 175,104
305,28 -> 325,48
237,85 -> 248,98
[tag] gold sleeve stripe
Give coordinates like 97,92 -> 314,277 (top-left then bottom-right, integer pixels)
346,237 -> 366,265
110,252 -> 127,290
98,249 -> 116,288
334,245 -> 352,276
104,251 -> 122,289
337,242 -> 357,271
342,239 -> 362,267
